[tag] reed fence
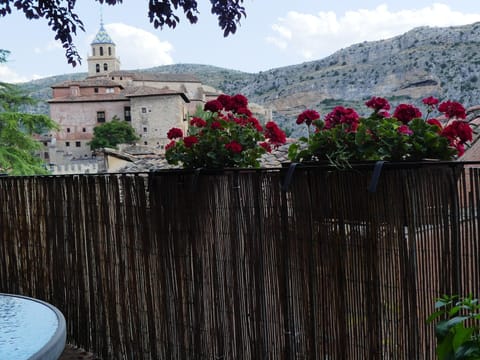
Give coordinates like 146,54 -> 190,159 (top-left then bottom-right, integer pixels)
0,162 -> 479,359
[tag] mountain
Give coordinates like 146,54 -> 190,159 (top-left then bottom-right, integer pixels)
18,22 -> 480,137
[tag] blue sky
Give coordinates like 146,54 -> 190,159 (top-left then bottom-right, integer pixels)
1,1 -> 480,83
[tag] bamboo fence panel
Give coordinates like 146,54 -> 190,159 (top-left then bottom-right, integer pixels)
0,163 -> 478,359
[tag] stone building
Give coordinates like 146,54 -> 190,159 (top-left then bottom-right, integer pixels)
46,21 -> 220,167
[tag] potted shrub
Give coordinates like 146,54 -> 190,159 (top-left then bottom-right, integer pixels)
165,94 -> 286,169
288,96 -> 473,168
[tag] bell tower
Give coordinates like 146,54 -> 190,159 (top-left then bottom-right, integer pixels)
87,15 -> 121,77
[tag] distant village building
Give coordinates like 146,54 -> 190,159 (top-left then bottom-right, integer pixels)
45,20 -> 221,168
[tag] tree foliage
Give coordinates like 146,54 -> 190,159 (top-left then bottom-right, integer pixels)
0,82 -> 59,175
89,118 -> 139,150
0,0 -> 246,66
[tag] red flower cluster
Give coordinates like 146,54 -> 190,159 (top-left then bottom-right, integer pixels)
167,127 -> 183,139
393,104 -> 422,124
427,118 -> 443,132
190,117 -> 207,127
225,140 -> 243,153
438,100 -> 466,119
365,96 -> 390,112
324,106 -> 360,132
259,142 -> 272,153
211,93 -> 249,113
264,121 -> 287,146
296,109 -> 320,126
183,135 -> 199,148
165,140 -> 176,151
441,120 -> 473,156
398,124 -> 413,136
210,121 -> 222,130
166,93 -> 287,168
422,96 -> 439,106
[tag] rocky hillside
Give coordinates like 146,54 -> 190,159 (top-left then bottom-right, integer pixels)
18,21 -> 480,137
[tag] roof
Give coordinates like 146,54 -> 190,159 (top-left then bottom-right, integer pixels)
91,23 -> 115,45
109,71 -> 201,83
48,93 -> 129,103
51,78 -> 123,88
123,86 -> 190,102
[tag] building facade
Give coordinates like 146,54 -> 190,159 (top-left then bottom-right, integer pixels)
46,22 -> 219,166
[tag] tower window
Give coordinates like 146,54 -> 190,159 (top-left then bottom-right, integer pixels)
100,46 -> 104,56
104,63 -> 108,71
96,64 -> 100,73
108,47 -> 112,56
97,111 -> 106,123
124,106 -> 131,121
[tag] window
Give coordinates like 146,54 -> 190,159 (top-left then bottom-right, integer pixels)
44,152 -> 49,159
108,47 -> 112,56
97,111 -> 106,123
75,141 -> 81,147
144,141 -> 148,145
124,106 -> 131,121
43,142 -> 48,147
94,87 -> 99,93
141,107 -> 147,113
92,48 -> 95,56
106,88 -> 114,94
82,128 -> 86,132
66,128 -> 71,133
103,63 -> 108,71
99,47 -> 104,56
96,64 -> 100,73
65,141 -> 70,147
143,127 -> 148,133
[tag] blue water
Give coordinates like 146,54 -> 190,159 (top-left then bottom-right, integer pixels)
0,294 -> 59,359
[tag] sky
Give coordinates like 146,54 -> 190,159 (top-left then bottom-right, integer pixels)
1,1 -> 480,83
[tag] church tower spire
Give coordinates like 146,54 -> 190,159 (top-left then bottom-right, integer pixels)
87,13 -> 121,77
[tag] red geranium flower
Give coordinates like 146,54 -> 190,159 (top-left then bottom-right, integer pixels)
165,140 -> 176,151
451,120 -> 473,142
236,107 -> 253,117
398,124 -> 413,135
247,117 -> 263,132
393,104 -> 422,124
225,140 -> 243,153
264,121 -> 286,146
183,135 -> 199,148
210,121 -> 223,130
426,118 -> 443,132
190,117 -> 207,127
259,142 -> 272,153
217,94 -> 233,110
365,96 -> 390,112
230,94 -> 249,112
422,96 -> 439,106
167,127 -> 183,139
324,106 -> 360,131
456,142 -> 466,157
441,121 -> 473,144
438,101 -> 466,119
297,109 -> 320,126
204,100 -> 223,113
